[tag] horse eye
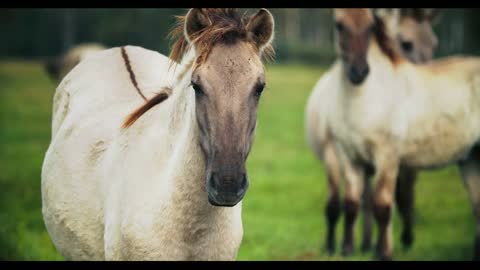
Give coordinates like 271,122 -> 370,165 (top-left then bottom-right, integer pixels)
254,83 -> 265,98
335,21 -> 344,32
367,24 -> 375,34
191,82 -> 204,96
401,40 -> 414,53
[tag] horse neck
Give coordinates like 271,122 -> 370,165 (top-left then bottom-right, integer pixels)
168,47 -> 196,118
165,66 -> 203,196
369,38 -> 403,71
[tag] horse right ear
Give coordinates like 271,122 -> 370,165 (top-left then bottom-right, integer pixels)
184,8 -> 212,43
246,9 -> 275,52
425,8 -> 441,25
373,8 -> 400,22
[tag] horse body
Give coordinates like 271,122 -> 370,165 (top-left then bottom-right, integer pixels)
332,44 -> 480,171
42,46 -> 243,260
401,59 -> 480,168
42,8 -> 274,261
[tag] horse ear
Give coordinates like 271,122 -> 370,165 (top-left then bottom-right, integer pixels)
184,8 -> 211,43
425,8 -> 441,25
246,8 -> 274,52
373,8 -> 400,23
373,8 -> 400,34
333,8 -> 344,17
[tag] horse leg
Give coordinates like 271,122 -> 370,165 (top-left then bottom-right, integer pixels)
458,146 -> 480,261
341,158 -> 365,256
373,152 -> 399,261
361,173 -> 374,252
395,167 -> 416,249
323,142 -> 342,254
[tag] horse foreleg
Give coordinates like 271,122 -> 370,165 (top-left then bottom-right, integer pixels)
395,167 -> 416,250
323,142 -> 342,255
458,146 -> 480,261
361,174 -> 374,253
341,157 -> 365,256
373,153 -> 399,261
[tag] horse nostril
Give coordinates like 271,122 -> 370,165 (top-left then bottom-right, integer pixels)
348,65 -> 369,85
237,174 -> 249,196
362,65 -> 370,78
209,172 -> 218,190
242,174 -> 248,187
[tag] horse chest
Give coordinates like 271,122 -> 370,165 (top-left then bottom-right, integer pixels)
332,101 -> 393,163
106,172 -> 243,260
117,214 -> 242,260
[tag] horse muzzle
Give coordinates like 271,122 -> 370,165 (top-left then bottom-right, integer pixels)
206,172 -> 249,207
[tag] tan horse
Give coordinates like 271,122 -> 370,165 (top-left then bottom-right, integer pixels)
361,8 -> 441,253
41,8 -> 274,260
315,8 -> 480,260
45,43 -> 107,81
306,8 -> 440,256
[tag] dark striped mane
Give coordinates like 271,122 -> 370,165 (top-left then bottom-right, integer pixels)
373,13 -> 402,65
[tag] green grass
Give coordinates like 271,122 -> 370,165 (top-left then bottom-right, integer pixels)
0,61 -> 475,261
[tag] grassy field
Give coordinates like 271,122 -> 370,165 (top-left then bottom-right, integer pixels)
0,61 -> 475,261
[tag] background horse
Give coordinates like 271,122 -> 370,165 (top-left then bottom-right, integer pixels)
305,8 -> 440,256
323,8 -> 480,260
44,43 -> 106,81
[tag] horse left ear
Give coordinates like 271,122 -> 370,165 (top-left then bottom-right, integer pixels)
246,8 -> 274,52
184,8 -> 212,43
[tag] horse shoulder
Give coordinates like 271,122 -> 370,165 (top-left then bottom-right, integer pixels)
305,64 -> 341,158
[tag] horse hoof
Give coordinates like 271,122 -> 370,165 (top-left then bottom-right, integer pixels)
361,241 -> 372,253
401,230 -> 414,249
375,252 -> 393,261
325,243 -> 336,255
474,237 -> 480,261
342,244 -> 354,256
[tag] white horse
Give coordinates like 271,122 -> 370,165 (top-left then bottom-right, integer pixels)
41,8 -> 274,260
308,8 -> 480,260
305,8 -> 440,255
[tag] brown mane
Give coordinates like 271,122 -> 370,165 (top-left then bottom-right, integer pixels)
169,8 -> 274,67
122,8 -> 274,129
373,14 -> 402,65
400,8 -> 438,22
122,87 -> 172,128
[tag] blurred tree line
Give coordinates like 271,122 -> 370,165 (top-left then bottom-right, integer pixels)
1,8 -> 480,64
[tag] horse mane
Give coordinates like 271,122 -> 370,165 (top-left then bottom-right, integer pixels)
122,8 -> 275,129
373,14 -> 402,65
122,87 -> 172,128
400,8 -> 438,22
169,8 -> 275,67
